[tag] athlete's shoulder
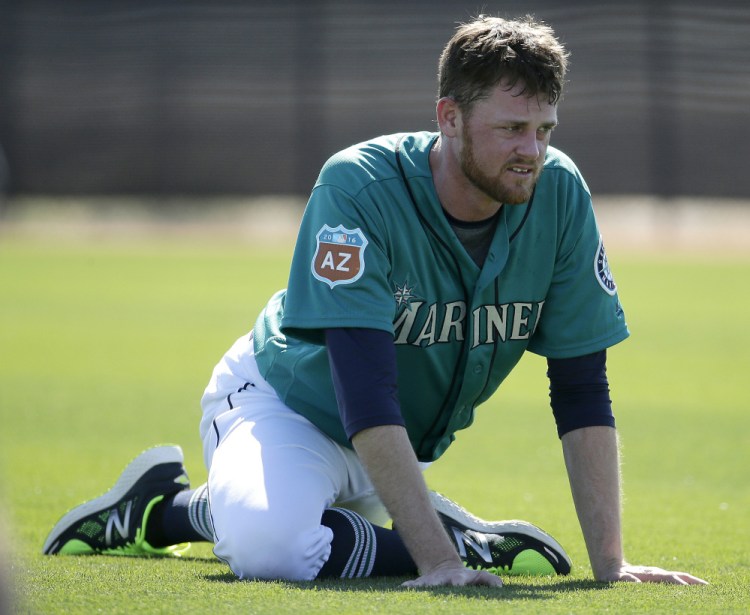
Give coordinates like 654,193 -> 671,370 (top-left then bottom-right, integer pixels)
541,145 -> 591,194
316,131 -> 436,194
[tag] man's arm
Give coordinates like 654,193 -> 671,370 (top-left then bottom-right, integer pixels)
326,328 -> 501,587
561,426 -> 707,584
352,425 -> 502,588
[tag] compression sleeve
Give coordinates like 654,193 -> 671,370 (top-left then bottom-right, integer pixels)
325,327 -> 405,439
547,350 -> 615,438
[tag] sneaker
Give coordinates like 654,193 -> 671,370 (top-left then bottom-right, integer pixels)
42,445 -> 191,557
429,491 -> 572,576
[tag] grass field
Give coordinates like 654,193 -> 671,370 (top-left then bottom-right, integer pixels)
1,225 -> 749,613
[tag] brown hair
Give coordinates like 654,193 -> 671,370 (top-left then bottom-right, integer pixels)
438,15 -> 569,112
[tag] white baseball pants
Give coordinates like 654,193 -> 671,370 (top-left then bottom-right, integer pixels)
200,332 -> 400,581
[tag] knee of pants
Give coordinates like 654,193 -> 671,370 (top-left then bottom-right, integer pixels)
213,510 -> 333,581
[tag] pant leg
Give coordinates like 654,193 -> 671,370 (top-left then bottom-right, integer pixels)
200,333 -> 383,581
208,400 -> 351,581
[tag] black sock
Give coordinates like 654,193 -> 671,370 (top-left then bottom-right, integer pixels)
317,508 -> 417,578
145,489 -> 207,547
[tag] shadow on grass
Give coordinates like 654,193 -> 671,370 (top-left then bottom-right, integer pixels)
202,572 -> 609,600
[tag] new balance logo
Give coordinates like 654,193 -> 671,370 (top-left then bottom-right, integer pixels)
450,527 -> 494,565
105,501 -> 132,546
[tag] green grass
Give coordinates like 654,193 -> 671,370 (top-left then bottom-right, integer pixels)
1,235 -> 748,613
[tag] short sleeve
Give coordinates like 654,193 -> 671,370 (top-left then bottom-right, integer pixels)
527,176 -> 629,358
281,183 -> 396,344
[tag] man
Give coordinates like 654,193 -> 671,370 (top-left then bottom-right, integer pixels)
43,15 -> 706,587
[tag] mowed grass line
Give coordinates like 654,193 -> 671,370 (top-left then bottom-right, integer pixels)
1,237 -> 748,614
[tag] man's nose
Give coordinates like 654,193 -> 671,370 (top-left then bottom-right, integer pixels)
516,130 -> 542,159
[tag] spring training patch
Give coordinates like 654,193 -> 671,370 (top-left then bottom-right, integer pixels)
311,224 -> 369,288
594,235 -> 617,295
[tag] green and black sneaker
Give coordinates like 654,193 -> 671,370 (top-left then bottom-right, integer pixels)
42,445 -> 191,557
429,490 -> 572,576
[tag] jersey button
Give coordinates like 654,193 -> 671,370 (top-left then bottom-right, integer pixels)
473,364 -> 483,374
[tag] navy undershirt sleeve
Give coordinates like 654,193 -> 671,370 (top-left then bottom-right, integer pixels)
325,327 -> 405,439
547,350 -> 615,438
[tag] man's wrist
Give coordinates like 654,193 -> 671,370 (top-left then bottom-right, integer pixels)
419,556 -> 467,577
592,557 -> 626,581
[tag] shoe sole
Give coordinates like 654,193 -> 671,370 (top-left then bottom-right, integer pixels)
42,445 -> 184,555
429,490 -> 572,571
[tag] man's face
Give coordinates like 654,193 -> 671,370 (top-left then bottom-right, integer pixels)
458,83 -> 558,205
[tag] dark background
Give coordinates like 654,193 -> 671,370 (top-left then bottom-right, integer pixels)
1,0 -> 748,200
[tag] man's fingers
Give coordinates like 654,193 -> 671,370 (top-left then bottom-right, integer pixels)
675,573 -> 709,585
402,568 -> 503,588
469,571 -> 504,587
616,573 -> 643,583
658,572 -> 708,585
622,566 -> 709,585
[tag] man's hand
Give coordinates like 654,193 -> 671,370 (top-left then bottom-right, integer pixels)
598,564 -> 708,585
561,427 -> 707,586
352,425 -> 505,589
402,562 -> 503,588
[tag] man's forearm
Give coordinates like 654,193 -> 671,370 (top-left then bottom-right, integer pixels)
351,424 -> 462,574
561,425 -> 625,580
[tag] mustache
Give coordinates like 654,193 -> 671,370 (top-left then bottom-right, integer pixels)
506,157 -> 540,167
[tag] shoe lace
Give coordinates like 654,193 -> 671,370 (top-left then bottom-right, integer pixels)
102,495 -> 190,557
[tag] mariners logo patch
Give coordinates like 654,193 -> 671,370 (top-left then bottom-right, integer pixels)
393,278 -> 420,310
594,236 -> 617,295
312,224 -> 369,288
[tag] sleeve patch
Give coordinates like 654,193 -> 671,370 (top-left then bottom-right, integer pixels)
594,235 -> 617,295
311,224 -> 369,288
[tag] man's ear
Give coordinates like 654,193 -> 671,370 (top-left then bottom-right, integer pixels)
436,97 -> 461,137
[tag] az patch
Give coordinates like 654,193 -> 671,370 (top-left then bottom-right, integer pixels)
594,235 -> 617,295
311,224 -> 369,288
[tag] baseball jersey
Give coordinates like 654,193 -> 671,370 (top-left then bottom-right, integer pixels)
253,131 -> 629,462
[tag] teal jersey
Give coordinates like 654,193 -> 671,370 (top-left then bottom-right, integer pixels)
253,132 -> 629,462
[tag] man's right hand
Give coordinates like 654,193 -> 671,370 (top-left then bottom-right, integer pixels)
351,425 -> 504,590
402,562 -> 503,588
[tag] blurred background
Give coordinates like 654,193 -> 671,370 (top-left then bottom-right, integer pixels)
0,0 -> 749,208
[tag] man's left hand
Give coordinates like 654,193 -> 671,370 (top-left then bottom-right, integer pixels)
599,564 -> 708,585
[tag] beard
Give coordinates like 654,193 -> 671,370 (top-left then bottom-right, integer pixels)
459,125 -> 542,205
